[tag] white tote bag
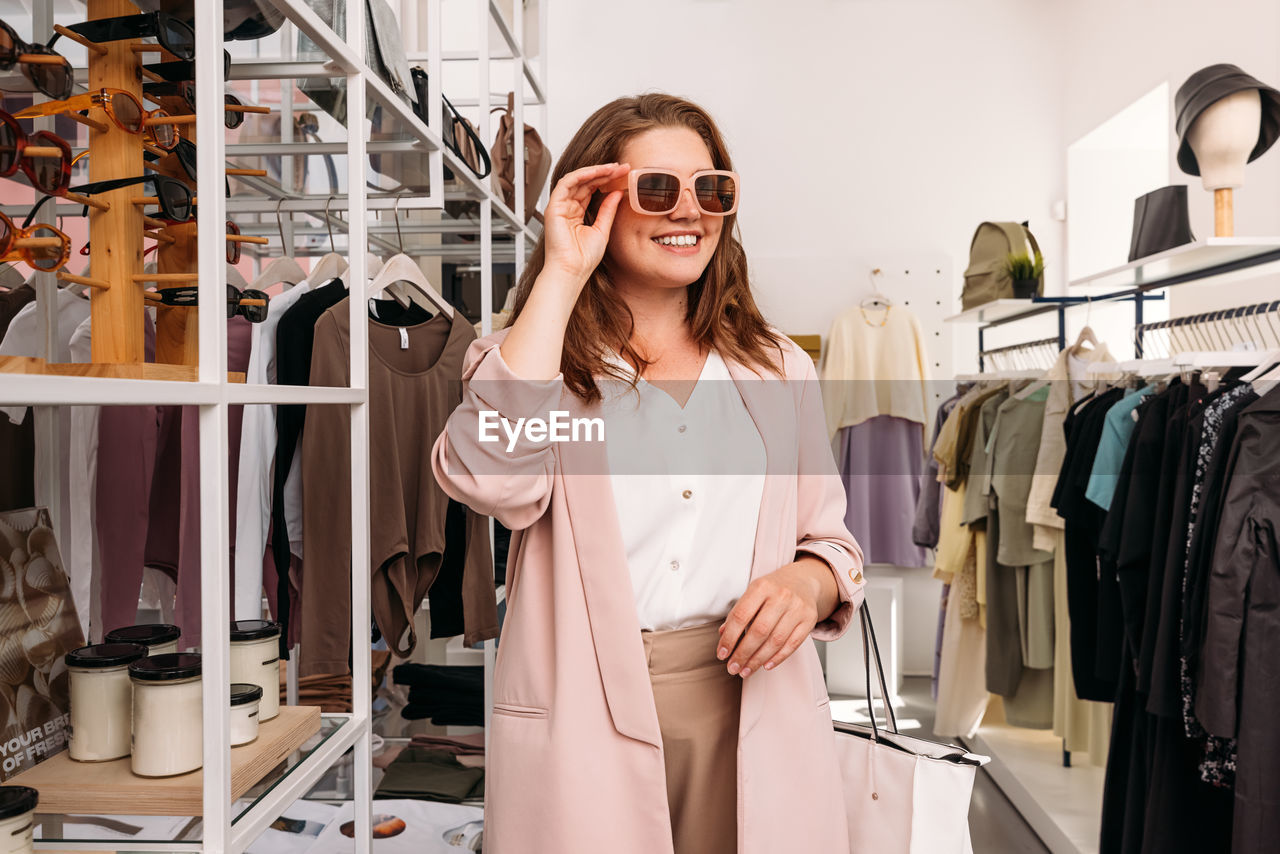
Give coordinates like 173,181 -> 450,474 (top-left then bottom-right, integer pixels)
834,606 -> 990,854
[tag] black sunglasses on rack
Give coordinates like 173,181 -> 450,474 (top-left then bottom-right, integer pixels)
66,172 -> 194,222
143,81 -> 247,129
60,12 -> 194,61
0,19 -> 73,100
142,138 -> 232,197
144,50 -> 231,83
155,283 -> 270,323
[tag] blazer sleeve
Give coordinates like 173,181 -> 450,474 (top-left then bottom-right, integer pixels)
790,342 -> 867,641
432,330 -> 565,531
1195,494 -> 1262,739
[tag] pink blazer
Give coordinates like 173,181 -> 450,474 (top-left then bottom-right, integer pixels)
432,329 -> 866,854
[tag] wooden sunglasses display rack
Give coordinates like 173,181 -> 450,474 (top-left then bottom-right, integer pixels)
2,0 -> 268,381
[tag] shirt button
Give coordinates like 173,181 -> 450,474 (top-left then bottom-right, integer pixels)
677,424 -> 687,433
670,560 -> 680,571
681,489 -> 693,500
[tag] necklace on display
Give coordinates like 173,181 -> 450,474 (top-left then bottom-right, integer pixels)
860,303 -> 890,327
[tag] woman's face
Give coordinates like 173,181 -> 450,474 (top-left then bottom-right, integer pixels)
604,126 -> 724,293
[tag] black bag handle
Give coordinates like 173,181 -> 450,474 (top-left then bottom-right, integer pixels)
441,92 -> 492,179
860,604 -> 898,741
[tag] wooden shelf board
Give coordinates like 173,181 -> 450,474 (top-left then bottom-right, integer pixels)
0,360 -> 246,383
14,705 -> 321,816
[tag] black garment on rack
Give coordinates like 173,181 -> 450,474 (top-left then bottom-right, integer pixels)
1135,383 -> 1237,854
1097,388 -> 1172,854
1052,387 -> 1124,702
1181,388 -> 1257,734
270,277 -> 347,659
1136,380 -> 1200,699
1111,386 -> 1174,654
0,284 -> 36,512
393,663 -> 484,725
1195,385 -> 1280,853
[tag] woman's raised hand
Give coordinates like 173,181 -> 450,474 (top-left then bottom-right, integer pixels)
541,162 -> 630,286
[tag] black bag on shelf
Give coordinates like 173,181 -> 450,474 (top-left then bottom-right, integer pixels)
411,67 -> 492,180
1129,185 -> 1195,262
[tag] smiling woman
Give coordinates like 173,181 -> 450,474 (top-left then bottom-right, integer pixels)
431,93 -> 865,854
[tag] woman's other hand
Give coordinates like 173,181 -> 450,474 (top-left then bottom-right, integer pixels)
542,162 -> 630,286
716,556 -> 839,677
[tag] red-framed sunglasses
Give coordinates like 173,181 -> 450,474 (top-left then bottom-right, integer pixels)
0,109 -> 71,195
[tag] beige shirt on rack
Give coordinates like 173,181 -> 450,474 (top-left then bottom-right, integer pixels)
1024,344 -> 1119,552
820,303 -> 931,439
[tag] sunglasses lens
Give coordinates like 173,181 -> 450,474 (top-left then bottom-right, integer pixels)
111,92 -> 142,132
150,115 -> 177,149
634,172 -> 681,213
225,222 -> 240,265
694,173 -> 737,214
178,141 -> 197,179
225,284 -> 239,320
240,289 -> 269,323
223,96 -> 244,130
161,180 -> 192,221
0,216 -> 11,253
0,122 -> 16,175
0,24 -> 15,64
29,132 -> 69,194
24,55 -> 72,100
26,225 -> 65,271
164,19 -> 195,61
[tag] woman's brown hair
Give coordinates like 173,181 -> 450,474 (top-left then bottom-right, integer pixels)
508,93 -> 785,403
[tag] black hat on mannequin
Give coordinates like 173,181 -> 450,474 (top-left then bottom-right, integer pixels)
1174,63 -> 1280,176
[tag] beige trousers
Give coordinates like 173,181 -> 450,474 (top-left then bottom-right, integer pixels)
641,620 -> 743,854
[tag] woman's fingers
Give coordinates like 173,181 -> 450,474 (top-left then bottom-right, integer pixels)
717,583 -> 769,665
759,622 -> 812,674
590,189 -> 624,238
729,594 -> 791,677
551,162 -> 630,205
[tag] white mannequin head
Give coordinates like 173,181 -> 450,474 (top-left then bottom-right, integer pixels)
1186,88 -> 1262,190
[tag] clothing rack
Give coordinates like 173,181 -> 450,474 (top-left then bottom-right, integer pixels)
1134,300 -> 1280,358
979,336 -> 1059,372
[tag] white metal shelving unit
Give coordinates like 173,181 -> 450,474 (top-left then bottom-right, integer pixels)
1,0 -> 546,851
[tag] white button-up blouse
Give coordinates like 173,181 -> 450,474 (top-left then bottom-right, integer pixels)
600,348 -> 767,631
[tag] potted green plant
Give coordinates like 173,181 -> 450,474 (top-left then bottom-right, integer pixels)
1004,251 -> 1045,299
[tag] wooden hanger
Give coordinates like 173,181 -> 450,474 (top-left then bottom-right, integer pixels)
1068,325 -> 1099,356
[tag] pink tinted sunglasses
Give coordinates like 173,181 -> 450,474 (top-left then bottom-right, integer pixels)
610,168 -> 740,216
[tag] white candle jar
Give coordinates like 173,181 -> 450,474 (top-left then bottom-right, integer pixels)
0,786 -> 37,854
229,621 -> 280,722
230,683 -> 263,747
65,643 -> 148,762
103,624 -> 181,656
129,653 -> 203,777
